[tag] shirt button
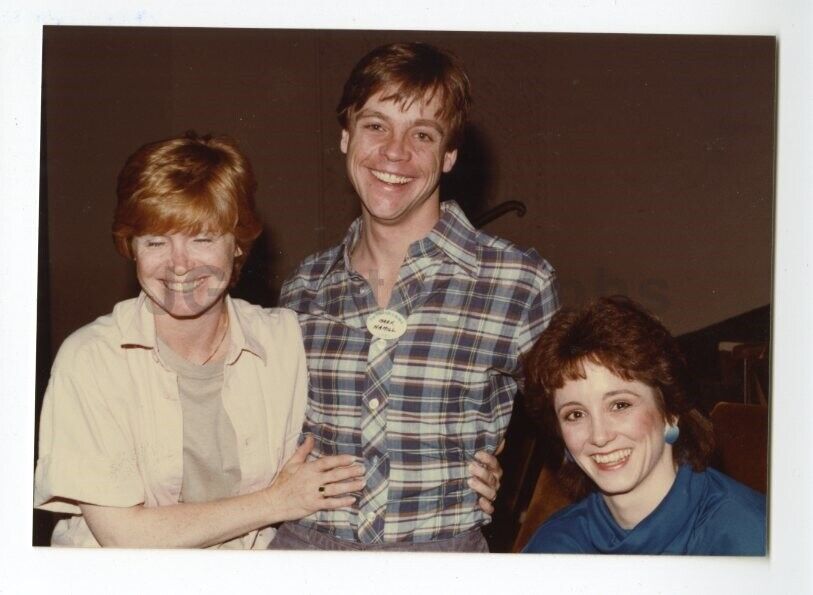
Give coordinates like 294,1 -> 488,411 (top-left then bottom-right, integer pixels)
369,398 -> 380,410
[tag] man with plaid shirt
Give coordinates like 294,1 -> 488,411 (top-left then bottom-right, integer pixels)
271,42 -> 559,552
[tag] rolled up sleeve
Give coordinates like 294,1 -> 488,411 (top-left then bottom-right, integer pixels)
35,353 -> 144,514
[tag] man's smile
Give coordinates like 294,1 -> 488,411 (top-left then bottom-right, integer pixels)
370,169 -> 413,185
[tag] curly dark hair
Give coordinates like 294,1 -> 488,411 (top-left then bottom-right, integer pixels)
523,295 -> 715,499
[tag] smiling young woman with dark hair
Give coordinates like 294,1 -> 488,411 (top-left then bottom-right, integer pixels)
522,295 -> 766,555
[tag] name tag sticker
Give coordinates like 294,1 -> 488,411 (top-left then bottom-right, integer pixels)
366,309 -> 407,340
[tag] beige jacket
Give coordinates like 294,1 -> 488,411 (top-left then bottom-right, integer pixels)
34,294 -> 307,548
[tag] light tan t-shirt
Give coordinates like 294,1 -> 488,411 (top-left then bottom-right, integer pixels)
155,336 -> 241,505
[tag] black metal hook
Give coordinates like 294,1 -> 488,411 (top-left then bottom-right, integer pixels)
471,200 -> 527,229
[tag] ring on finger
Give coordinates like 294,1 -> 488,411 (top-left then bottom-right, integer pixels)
318,486 -> 326,495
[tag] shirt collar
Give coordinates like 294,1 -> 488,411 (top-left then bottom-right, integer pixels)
119,292 -> 266,365
119,292 -> 157,349
422,200 -> 480,277
223,294 -> 267,364
337,215 -> 363,276
588,464 -> 699,553
328,200 -> 480,278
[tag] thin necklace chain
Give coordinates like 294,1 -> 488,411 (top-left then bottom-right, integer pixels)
200,313 -> 229,365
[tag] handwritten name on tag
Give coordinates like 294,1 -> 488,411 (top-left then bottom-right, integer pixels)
366,309 -> 407,340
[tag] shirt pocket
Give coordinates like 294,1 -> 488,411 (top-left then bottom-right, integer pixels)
391,445 -> 474,510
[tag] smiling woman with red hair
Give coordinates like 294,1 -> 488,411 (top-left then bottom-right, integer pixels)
521,295 -> 765,555
34,132 -> 365,548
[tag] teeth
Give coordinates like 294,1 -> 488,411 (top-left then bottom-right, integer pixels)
591,449 -> 632,464
371,170 -> 412,184
166,278 -> 204,293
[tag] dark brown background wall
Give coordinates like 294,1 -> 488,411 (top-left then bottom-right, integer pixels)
34,26 -> 775,549
41,28 -> 775,358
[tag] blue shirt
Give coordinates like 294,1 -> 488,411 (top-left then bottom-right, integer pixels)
523,464 -> 766,555
281,201 -> 559,544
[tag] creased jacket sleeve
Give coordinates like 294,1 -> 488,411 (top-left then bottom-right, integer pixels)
34,342 -> 144,514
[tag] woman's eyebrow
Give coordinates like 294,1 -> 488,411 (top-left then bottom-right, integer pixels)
603,389 -> 642,398
555,401 -> 582,413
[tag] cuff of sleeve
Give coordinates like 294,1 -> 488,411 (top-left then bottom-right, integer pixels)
34,454 -> 145,513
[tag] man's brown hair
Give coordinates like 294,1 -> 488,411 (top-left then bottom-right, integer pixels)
336,42 -> 472,150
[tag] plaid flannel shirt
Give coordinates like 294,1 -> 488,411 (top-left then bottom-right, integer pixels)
280,201 -> 559,544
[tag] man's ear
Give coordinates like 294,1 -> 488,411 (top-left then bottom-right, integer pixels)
340,129 -> 350,155
442,148 -> 458,173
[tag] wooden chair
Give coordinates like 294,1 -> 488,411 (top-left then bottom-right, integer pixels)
718,341 -> 769,406
511,465 -> 574,552
709,401 -> 769,494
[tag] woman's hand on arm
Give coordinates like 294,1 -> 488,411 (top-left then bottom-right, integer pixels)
79,436 -> 365,548
468,439 -> 505,515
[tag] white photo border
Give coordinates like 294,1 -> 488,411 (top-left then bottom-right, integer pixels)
2,1 -> 810,592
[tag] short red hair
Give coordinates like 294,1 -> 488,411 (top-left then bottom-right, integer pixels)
112,132 -> 262,282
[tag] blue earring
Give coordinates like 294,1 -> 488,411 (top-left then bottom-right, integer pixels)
563,449 -> 575,463
664,423 -> 680,445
